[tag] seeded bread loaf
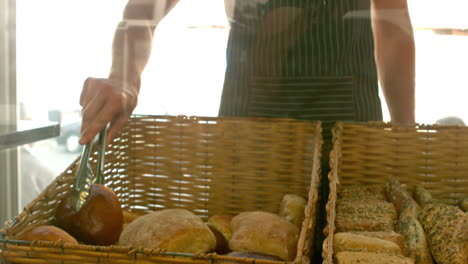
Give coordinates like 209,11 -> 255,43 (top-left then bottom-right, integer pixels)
419,203 -> 468,264
396,208 -> 434,264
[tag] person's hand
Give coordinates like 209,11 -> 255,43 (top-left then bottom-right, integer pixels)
79,77 -> 139,145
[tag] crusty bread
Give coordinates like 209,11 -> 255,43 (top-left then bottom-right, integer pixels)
333,232 -> 402,255
351,231 -> 406,256
119,209 -> 216,254
278,194 -> 307,228
17,225 -> 78,245
335,251 -> 415,264
419,203 -> 467,264
229,211 -> 299,261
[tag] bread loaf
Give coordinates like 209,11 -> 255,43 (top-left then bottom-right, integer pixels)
333,232 -> 402,255
278,194 -> 307,228
396,208 -> 433,264
335,251 -> 415,264
336,200 -> 397,220
17,225 -> 78,245
119,209 -> 216,254
419,203 -> 468,264
351,231 -> 406,256
338,185 -> 387,201
335,213 -> 395,232
229,211 -> 299,261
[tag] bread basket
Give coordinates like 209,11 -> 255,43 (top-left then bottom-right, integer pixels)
322,121 -> 468,264
1,115 -> 323,264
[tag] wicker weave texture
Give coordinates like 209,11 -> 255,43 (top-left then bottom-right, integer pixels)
1,115 -> 322,264
323,122 -> 468,264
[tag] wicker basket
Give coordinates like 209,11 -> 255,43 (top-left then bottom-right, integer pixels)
322,122 -> 468,264
0,115 -> 322,264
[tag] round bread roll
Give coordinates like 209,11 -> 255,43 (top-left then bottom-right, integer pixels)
207,214 -> 233,241
229,211 -> 299,261
278,194 -> 307,228
119,209 -> 216,254
55,184 -> 124,246
17,225 -> 78,245
207,214 -> 233,254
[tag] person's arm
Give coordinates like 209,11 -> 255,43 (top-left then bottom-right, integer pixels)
371,0 -> 415,125
79,0 -> 180,145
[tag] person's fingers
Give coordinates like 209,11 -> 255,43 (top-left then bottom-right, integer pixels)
80,77 -> 95,107
106,114 -> 131,145
80,92 -> 132,145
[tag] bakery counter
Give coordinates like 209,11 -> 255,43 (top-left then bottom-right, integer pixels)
0,120 -> 60,150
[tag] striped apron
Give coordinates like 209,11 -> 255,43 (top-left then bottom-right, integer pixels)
218,0 -> 383,142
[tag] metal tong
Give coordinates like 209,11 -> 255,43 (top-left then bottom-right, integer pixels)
70,128 -> 108,212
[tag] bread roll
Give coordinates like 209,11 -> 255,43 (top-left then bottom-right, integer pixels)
55,184 -> 124,246
351,231 -> 406,256
229,211 -> 299,261
419,203 -> 467,264
119,209 -> 216,254
333,232 -> 402,255
17,225 -> 78,245
278,194 -> 307,228
396,208 -> 433,264
335,252 -> 415,264
207,214 -> 233,241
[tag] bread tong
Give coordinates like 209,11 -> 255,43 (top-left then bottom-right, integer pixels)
70,128 -> 108,212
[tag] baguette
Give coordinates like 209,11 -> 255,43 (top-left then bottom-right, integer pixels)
333,232 -> 402,255
396,208 -> 433,264
335,251 -> 414,264
419,203 -> 468,264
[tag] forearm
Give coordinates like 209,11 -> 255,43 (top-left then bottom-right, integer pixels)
109,0 -> 179,88
371,0 -> 415,125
